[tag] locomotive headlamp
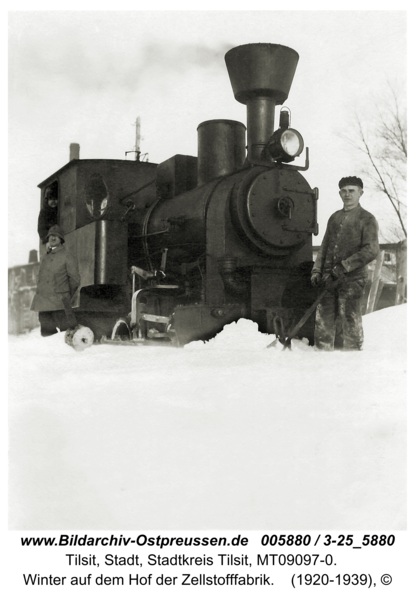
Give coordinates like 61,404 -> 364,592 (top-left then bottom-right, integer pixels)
280,129 -> 304,157
265,107 -> 304,163
267,127 -> 304,163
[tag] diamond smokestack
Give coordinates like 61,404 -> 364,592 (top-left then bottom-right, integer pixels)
225,43 -> 299,163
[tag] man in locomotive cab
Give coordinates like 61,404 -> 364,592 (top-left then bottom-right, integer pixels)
311,176 -> 379,351
31,225 -> 80,337
38,183 -> 58,243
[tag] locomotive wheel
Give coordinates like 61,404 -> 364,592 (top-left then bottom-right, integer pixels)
111,317 -> 132,341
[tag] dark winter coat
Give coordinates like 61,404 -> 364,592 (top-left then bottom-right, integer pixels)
312,204 -> 379,281
38,205 -> 58,243
31,245 -> 80,312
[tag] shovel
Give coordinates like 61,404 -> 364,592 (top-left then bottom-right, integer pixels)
266,288 -> 328,350
267,272 -> 344,350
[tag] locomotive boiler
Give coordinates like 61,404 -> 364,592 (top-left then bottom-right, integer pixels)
37,43 -> 319,346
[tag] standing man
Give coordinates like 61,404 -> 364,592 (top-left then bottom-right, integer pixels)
31,225 -> 80,337
311,176 -> 379,351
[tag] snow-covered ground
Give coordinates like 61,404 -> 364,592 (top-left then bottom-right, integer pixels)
8,306 -> 406,530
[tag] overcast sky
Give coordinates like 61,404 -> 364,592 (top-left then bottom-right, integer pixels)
8,10 -> 406,267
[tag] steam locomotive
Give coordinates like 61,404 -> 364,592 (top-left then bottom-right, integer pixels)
37,43 -> 319,346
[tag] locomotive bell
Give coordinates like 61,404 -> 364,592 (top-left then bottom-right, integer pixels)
225,43 -> 299,163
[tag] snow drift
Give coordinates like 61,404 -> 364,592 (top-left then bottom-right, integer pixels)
8,305 -> 406,530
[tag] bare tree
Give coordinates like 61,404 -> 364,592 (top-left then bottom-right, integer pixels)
341,82 -> 407,241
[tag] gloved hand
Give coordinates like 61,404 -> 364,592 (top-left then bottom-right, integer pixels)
311,272 -> 322,287
331,263 -> 347,280
322,273 -> 338,291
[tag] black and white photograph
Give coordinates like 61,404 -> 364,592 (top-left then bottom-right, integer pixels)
7,7 -> 409,597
